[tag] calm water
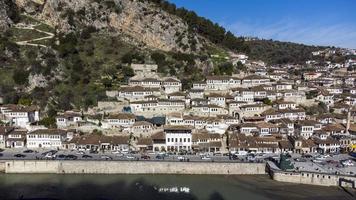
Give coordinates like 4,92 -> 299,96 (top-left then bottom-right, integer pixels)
0,174 -> 353,200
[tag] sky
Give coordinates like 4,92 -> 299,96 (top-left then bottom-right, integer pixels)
169,0 -> 356,49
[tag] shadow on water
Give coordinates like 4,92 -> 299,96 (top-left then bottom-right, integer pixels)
0,178 -> 226,200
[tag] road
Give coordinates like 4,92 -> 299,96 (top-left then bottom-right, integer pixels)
0,148 -> 268,163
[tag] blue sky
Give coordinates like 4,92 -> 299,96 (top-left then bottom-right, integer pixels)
169,0 -> 356,49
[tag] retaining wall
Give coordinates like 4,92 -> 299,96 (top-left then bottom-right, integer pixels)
4,160 -> 266,175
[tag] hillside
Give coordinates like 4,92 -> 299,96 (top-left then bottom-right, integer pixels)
0,0 -> 328,117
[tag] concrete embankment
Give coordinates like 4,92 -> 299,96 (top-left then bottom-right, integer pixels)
2,160 -> 266,175
267,162 -> 356,188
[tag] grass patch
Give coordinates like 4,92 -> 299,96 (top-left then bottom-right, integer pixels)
19,14 -> 40,25
10,27 -> 49,42
31,39 -> 55,47
0,68 -> 14,86
34,23 -> 55,33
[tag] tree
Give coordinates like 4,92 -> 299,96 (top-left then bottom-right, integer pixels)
262,98 -> 272,105
18,97 -> 32,106
13,68 -> 29,85
39,117 -> 57,128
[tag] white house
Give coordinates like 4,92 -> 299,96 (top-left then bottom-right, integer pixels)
101,113 -> 136,129
0,105 -> 40,128
165,125 -> 193,152
26,129 -> 67,149
56,111 -> 83,128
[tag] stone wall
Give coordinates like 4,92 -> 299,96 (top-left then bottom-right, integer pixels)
272,170 -> 356,187
4,160 -> 266,175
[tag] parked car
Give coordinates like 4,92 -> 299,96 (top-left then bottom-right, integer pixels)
156,155 -> 164,160
82,155 -> 93,159
76,151 -> 85,155
341,159 -> 354,166
89,150 -> 98,154
65,155 -> 78,160
44,153 -> 56,159
247,154 -> 256,162
101,155 -> 113,160
0,153 -> 3,157
178,156 -> 187,161
23,149 -> 36,153
42,150 -> 57,156
201,156 -> 211,160
141,155 -> 150,160
126,155 -> 136,160
112,150 -> 121,154
294,158 -> 307,162
302,154 -> 313,158
14,154 -> 26,158
56,154 -> 67,160
235,151 -> 248,156
0,148 -> 4,152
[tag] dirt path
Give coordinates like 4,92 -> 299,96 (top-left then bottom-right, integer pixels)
13,23 -> 55,48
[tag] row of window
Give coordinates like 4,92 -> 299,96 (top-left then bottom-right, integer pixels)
167,138 -> 191,143
28,135 -> 61,139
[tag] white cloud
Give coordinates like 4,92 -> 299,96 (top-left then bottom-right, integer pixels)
226,19 -> 356,49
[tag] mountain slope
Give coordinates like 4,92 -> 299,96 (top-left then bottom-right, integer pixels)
14,0 -> 204,53
0,0 -> 328,116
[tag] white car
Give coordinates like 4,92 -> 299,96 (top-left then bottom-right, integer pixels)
201,156 -> 211,160
236,151 -> 248,156
44,153 -> 56,159
76,151 -> 85,155
178,156 -> 186,160
126,155 -> 135,159
101,155 -> 113,160
112,150 -> 121,154
341,160 -> 354,166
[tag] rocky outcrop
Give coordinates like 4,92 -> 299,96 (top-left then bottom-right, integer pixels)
0,0 -> 16,31
14,0 -> 203,53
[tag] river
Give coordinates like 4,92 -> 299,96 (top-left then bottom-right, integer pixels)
0,174 -> 353,200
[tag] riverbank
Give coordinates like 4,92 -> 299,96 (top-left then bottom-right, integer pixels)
0,174 -> 353,200
1,160 -> 266,175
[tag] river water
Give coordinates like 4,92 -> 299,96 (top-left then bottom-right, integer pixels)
0,174 -> 353,200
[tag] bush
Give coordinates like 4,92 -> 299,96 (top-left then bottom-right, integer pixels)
13,68 -> 29,85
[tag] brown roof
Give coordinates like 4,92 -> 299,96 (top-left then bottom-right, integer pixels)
192,133 -> 220,141
1,104 -> 38,112
151,131 -> 165,140
0,126 -> 14,135
29,129 -> 66,135
119,86 -> 159,92
137,138 -> 153,146
105,113 -> 136,120
279,140 -> 293,149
